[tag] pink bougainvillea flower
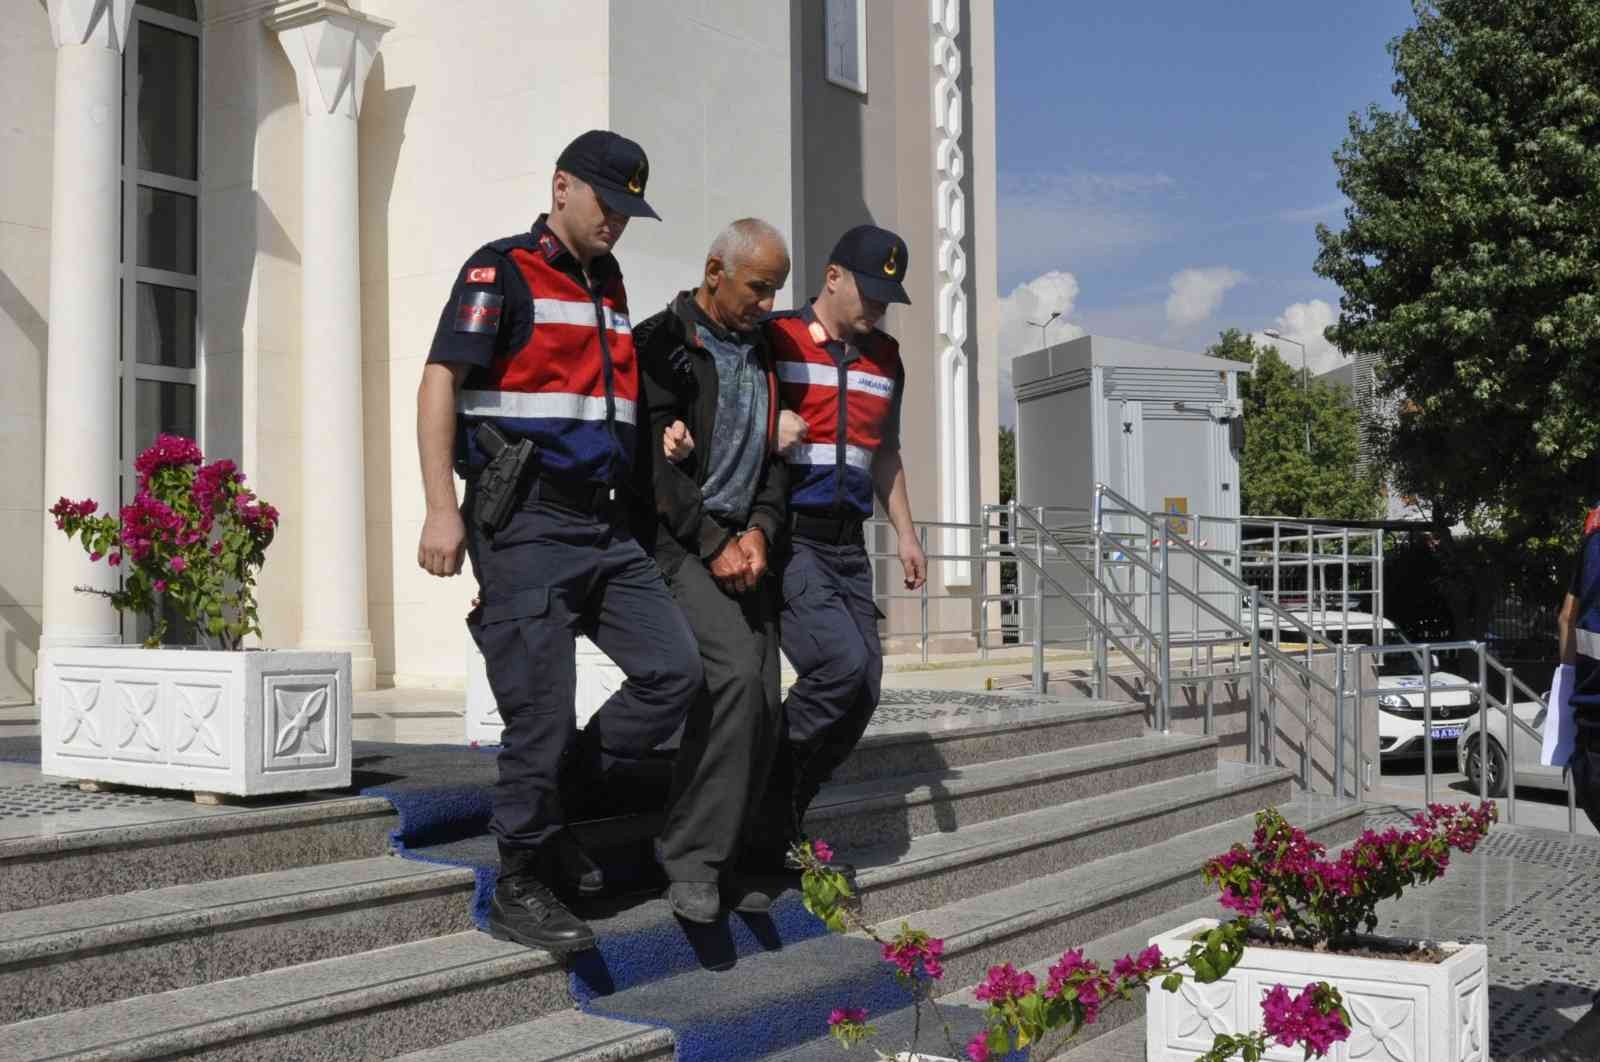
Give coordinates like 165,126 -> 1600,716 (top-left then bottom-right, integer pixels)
965,1030 -> 990,1062
811,840 -> 834,864
134,434 -> 203,483
828,1007 -> 867,1027
974,963 -> 1036,1004
108,553 -> 122,567
153,579 -> 167,593
169,556 -> 188,574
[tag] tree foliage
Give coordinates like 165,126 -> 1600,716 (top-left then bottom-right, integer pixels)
998,425 -> 1016,505
1314,0 -> 1600,540
1205,329 -> 1382,520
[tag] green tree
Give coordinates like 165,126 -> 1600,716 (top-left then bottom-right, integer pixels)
1313,0 -> 1599,635
1205,329 -> 1381,519
998,425 -> 1016,505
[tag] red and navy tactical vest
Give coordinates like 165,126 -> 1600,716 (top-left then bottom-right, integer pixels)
454,228 -> 636,485
765,305 -> 902,516
1574,509 -> 1600,724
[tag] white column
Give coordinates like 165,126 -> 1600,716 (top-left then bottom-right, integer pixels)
268,1 -> 392,690
40,0 -> 137,651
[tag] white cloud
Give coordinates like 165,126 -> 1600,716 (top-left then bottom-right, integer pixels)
996,270 -> 1087,426
1164,267 -> 1245,328
1252,298 -> 1343,375
1275,199 -> 1346,224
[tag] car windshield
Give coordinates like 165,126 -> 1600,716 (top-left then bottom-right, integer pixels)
1378,648 -> 1427,677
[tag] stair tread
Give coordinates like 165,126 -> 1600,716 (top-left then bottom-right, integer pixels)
849,759 -> 1293,888
0,855 -> 473,962
856,696 -> 1137,745
879,793 -> 1361,948
813,733 -> 1217,817
2,930 -> 561,1060
390,1008 -> 675,1062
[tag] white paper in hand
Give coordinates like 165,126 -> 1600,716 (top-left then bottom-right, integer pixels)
1541,663 -> 1577,767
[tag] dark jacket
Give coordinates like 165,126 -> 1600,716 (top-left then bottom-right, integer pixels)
633,291 -> 788,566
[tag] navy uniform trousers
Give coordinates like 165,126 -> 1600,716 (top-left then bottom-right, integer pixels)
778,535 -> 883,818
465,494 -> 702,851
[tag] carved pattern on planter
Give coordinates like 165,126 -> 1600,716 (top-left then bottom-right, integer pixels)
1348,992 -> 1418,1060
114,681 -> 162,756
263,676 -> 338,771
1456,974 -> 1485,1062
57,678 -> 103,752
172,683 -> 226,765
1175,979 -> 1236,1039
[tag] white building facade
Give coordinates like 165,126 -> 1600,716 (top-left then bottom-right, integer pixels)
2,0 -> 1000,700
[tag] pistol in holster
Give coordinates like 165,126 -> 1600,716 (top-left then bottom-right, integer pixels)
472,422 -> 537,534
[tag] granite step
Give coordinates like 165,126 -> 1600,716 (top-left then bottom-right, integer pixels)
808,732 -> 1220,850
0,855 -> 476,1023
843,759 -> 1297,920
829,697 -> 1146,785
558,731 -> 1220,877
0,930 -> 571,1062
876,792 -> 1365,993
763,797 -> 1364,1061
390,1008 -> 676,1062
0,792 -> 398,913
580,795 -> 1361,1062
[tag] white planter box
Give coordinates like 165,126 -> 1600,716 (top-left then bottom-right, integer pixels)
1147,917 -> 1488,1062
465,631 -> 624,745
39,647 -> 352,797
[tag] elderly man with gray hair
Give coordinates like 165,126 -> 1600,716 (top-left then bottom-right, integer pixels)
632,218 -> 801,923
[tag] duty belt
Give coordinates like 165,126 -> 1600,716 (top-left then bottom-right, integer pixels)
529,474 -> 618,516
790,510 -> 865,546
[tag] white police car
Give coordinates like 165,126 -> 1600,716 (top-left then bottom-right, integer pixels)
1252,612 -> 1476,761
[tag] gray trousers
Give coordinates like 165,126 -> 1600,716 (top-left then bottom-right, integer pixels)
654,546 -> 784,882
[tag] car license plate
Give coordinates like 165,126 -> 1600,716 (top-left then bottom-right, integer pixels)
1432,726 -> 1462,740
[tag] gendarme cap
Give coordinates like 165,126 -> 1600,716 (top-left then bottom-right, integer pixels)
828,224 -> 911,305
556,130 -> 659,220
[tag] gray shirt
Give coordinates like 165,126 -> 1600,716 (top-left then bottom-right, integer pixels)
693,315 -> 770,526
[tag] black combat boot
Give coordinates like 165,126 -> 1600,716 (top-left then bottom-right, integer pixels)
486,843 -> 597,956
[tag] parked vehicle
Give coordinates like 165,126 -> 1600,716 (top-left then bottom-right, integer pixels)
1455,699 -> 1562,797
1250,610 -> 1477,762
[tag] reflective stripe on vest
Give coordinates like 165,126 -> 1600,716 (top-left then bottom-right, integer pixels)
457,248 -> 636,483
766,314 -> 899,516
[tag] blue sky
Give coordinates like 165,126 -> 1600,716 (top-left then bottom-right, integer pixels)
993,0 -> 1419,409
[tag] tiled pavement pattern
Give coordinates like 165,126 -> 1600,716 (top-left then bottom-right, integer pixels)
1060,809 -> 1600,1061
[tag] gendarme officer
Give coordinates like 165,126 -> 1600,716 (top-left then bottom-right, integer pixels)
755,225 -> 928,867
415,130 -> 701,955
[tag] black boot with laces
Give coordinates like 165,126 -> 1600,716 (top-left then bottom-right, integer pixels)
486,844 -> 597,955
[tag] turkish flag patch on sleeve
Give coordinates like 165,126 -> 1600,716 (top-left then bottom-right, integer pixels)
465,266 -> 497,284
1584,506 -> 1600,536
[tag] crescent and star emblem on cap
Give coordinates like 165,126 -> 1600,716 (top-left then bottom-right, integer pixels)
627,161 -> 646,195
883,245 -> 898,276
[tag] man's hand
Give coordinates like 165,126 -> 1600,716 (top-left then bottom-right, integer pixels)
709,537 -> 754,594
898,530 -> 927,590
663,420 -> 695,463
777,410 -> 809,455
418,508 -> 467,577
738,528 -> 768,583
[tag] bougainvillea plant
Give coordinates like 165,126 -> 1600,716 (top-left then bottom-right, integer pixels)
799,799 -> 1496,1061
49,434 -> 279,650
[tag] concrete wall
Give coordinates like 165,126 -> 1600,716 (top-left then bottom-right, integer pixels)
352,0 -> 610,685
0,0 -> 54,705
609,0 -> 796,318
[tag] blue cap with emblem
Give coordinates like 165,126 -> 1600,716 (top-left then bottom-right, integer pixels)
828,224 -> 911,305
556,130 -> 659,220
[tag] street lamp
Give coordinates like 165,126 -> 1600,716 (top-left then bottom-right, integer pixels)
1028,311 -> 1063,351
1263,328 -> 1311,455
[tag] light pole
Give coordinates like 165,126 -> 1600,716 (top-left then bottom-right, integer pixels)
1264,328 -> 1311,455
1028,310 -> 1063,351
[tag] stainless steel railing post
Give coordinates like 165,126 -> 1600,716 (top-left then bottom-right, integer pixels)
1334,643 -> 1346,799
1477,646 -> 1489,803
1505,666 -> 1518,824
1159,531 -> 1172,733
1423,647 -> 1435,807
1250,589 -> 1262,765
919,524 -> 930,665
